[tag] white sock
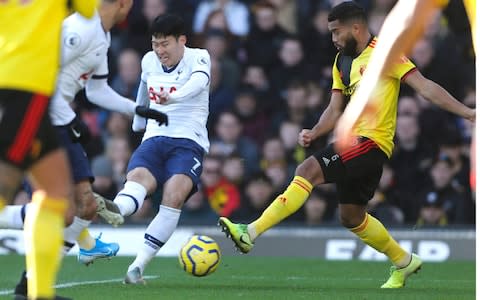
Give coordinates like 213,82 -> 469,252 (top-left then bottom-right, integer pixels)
128,205 -> 181,273
0,204 -> 29,229
114,181 -> 147,216
63,217 -> 91,254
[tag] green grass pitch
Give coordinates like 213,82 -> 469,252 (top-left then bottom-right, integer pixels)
0,255 -> 474,299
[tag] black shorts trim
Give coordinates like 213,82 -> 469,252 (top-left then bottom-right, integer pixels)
313,137 -> 387,205
0,89 -> 60,169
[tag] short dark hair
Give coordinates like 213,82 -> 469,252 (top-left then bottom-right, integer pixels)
328,1 -> 367,24
150,14 -> 186,38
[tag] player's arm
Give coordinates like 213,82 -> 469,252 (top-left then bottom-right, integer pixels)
86,77 -> 168,125
404,71 -> 475,122
70,0 -> 99,19
299,91 -> 345,147
132,80 -> 149,132
155,52 -> 211,104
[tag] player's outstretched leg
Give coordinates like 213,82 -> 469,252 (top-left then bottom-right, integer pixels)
93,193 -> 124,227
77,233 -> 120,266
218,217 -> 254,253
381,253 -> 422,288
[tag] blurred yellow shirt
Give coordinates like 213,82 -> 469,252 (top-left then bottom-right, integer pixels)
0,0 -> 98,95
332,37 -> 416,157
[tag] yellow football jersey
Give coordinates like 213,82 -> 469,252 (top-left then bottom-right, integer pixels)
0,0 -> 98,95
332,37 -> 416,157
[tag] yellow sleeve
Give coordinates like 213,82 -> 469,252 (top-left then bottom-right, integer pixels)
388,56 -> 417,81
332,53 -> 345,92
71,0 -> 99,19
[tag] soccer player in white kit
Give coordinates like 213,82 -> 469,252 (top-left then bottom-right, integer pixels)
107,14 -> 211,284
1,1 -> 169,297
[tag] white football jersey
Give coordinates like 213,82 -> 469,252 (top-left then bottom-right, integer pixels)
50,12 -> 110,125
141,47 -> 211,152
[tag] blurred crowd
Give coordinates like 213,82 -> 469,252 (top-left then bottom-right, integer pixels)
24,0 -> 475,228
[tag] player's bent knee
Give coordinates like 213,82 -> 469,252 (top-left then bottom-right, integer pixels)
295,157 -> 325,185
126,167 -> 157,193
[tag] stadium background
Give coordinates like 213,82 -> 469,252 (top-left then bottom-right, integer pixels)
4,0 -> 475,259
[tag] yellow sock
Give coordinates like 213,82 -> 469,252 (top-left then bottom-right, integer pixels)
24,191 -> 67,299
350,214 -> 409,267
77,228 -> 95,250
251,176 -> 312,239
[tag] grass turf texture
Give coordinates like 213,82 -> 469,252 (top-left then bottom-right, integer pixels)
0,255 -> 474,300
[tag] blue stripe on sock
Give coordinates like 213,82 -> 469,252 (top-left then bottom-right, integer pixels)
118,193 -> 139,215
144,233 -> 165,248
20,205 -> 26,224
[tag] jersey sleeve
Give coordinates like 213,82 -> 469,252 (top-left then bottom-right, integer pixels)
387,56 -> 417,81
140,53 -> 150,83
331,53 -> 345,92
190,49 -> 211,83
91,55 -> 109,79
71,0 -> 99,19
61,23 -> 89,67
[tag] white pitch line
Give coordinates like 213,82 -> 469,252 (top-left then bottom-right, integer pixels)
0,275 -> 159,296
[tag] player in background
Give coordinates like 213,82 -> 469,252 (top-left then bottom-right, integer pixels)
334,0 -> 476,178
101,14 -> 211,284
1,0 -> 169,298
219,1 -> 475,289
0,1 -> 98,299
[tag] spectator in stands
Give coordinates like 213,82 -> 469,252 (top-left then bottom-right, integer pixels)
91,155 -> 118,200
242,66 -> 275,113
416,192 -> 448,227
232,90 -> 269,146
105,136 -> 131,190
368,164 -> 404,226
390,114 -> 433,222
278,120 -> 306,166
414,156 -> 466,224
193,0 -> 249,37
111,48 -> 141,100
232,172 -> 274,221
201,155 -> 241,217
202,29 -> 240,90
210,111 -> 260,176
221,153 -> 246,188
270,80 -> 319,133
304,189 -> 330,225
269,36 -> 316,97
301,7 -> 337,86
180,191 -> 218,225
243,1 -> 288,71
208,57 -> 235,129
397,96 -> 421,117
126,0 -> 168,55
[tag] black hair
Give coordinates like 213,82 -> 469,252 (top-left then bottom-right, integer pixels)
150,14 -> 186,38
328,1 -> 367,24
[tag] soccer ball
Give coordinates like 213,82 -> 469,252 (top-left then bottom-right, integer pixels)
179,235 -> 221,277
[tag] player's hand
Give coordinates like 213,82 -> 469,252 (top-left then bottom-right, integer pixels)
298,129 -> 314,147
68,116 -> 92,145
135,106 -> 169,126
154,91 -> 170,104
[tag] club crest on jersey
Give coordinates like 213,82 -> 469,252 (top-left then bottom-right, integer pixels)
64,33 -> 81,48
198,57 -> 208,65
